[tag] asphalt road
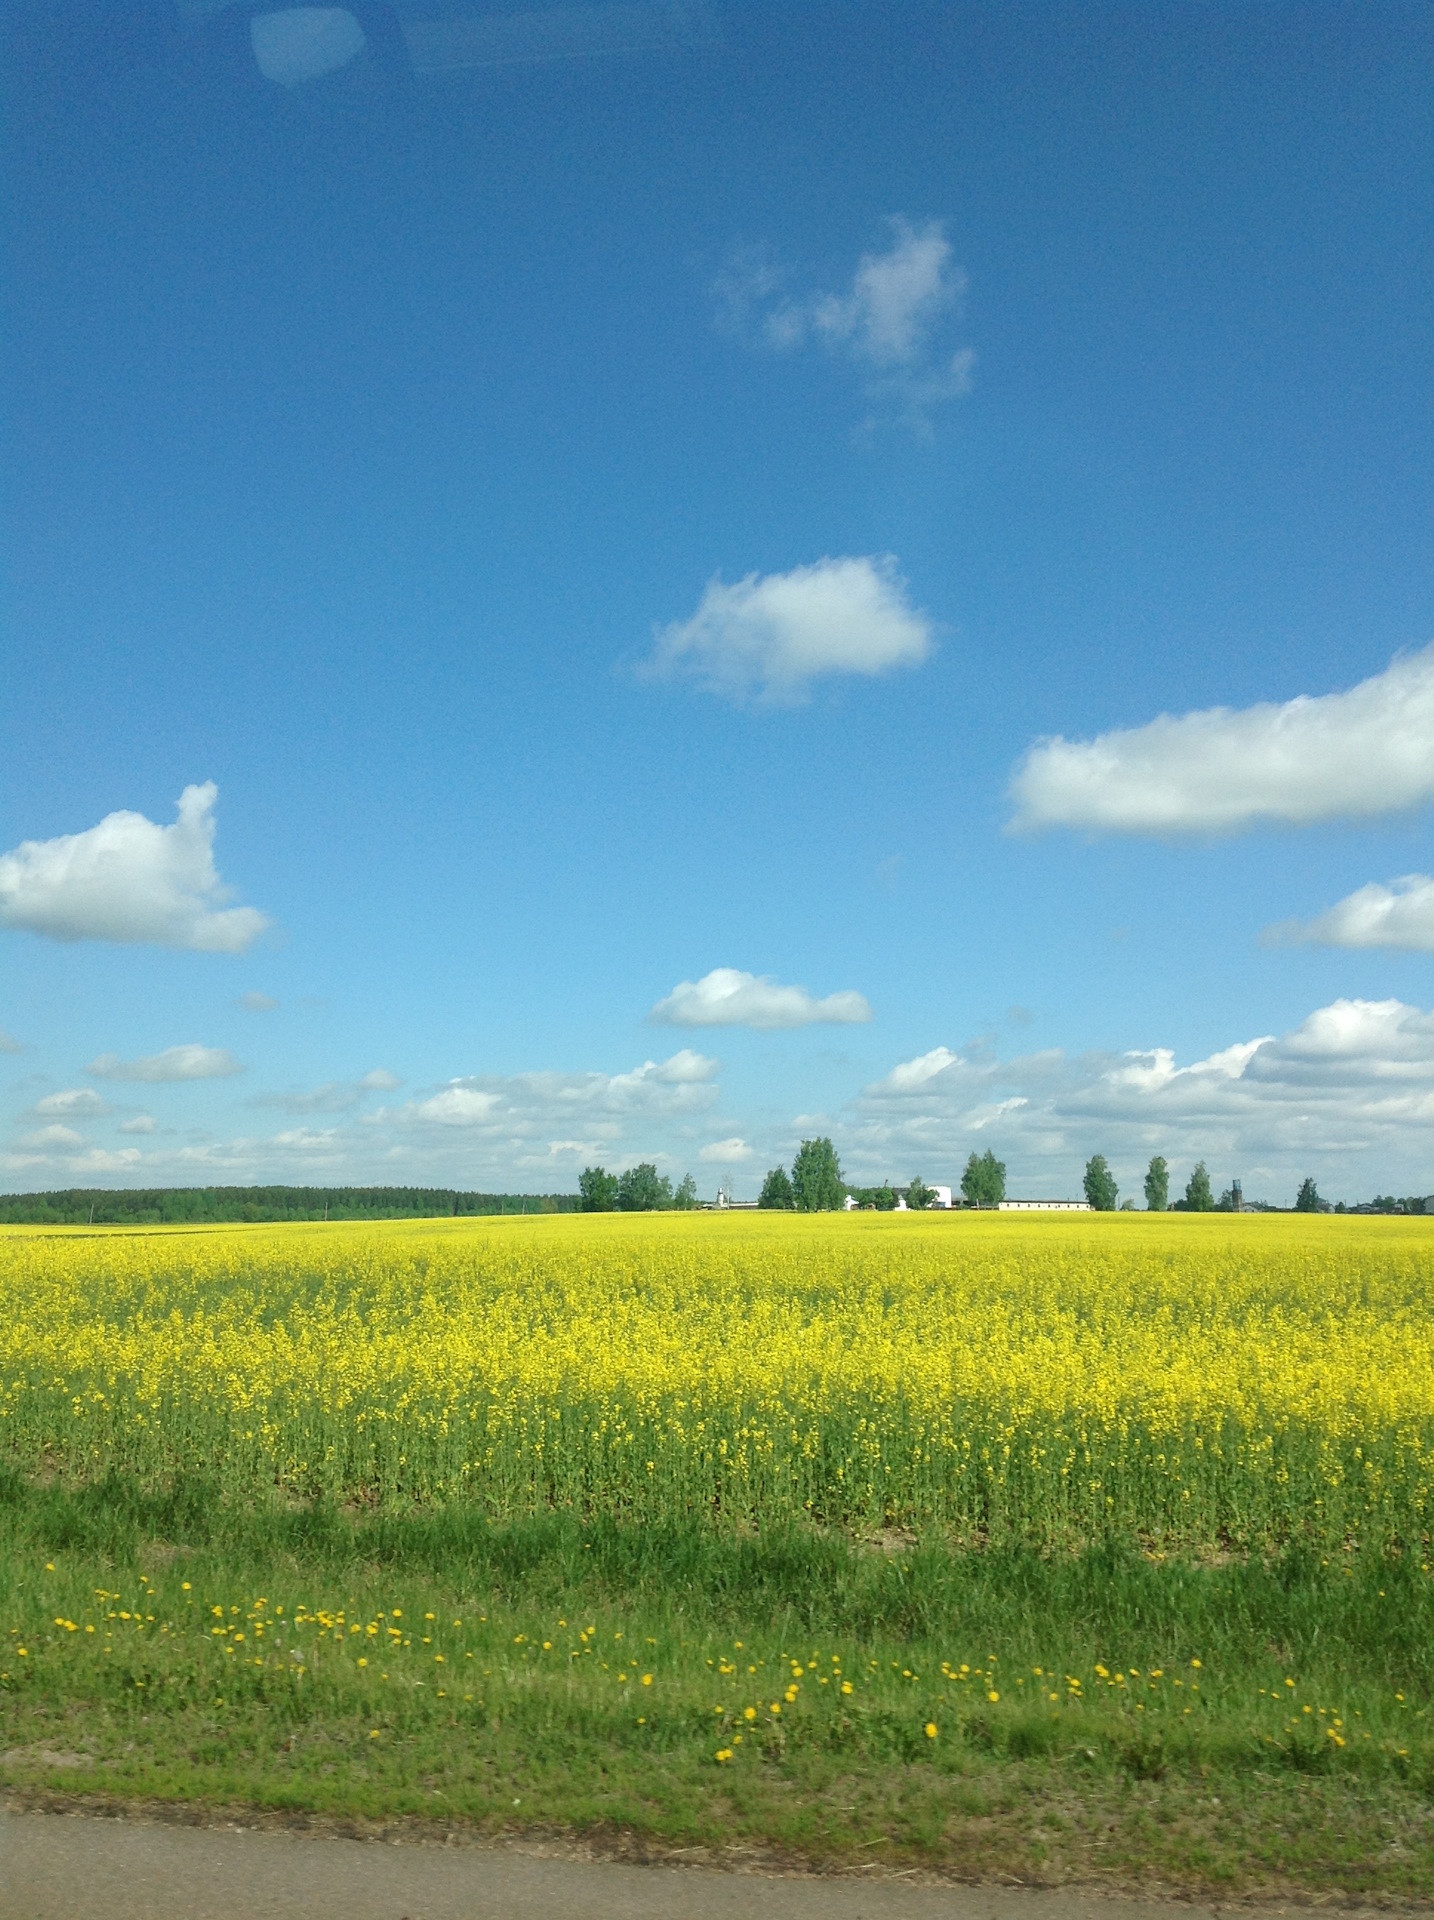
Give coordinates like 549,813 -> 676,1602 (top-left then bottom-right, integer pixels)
0,1809 -> 1362,1920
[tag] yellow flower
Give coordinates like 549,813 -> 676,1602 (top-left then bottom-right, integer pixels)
987,1690 -> 999,1703
925,1722 -> 938,1739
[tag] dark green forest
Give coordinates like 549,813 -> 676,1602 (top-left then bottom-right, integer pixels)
0,1186 -> 581,1226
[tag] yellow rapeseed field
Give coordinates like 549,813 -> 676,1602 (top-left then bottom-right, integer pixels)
2,1210 -> 1432,1546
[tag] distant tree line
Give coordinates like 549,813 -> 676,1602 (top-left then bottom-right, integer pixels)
0,1185 -> 583,1226
1074,1158 -> 1430,1214
753,1141 -> 1009,1212
577,1164 -> 699,1211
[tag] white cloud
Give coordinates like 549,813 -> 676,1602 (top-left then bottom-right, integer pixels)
1009,645 -> 1434,836
881,1045 -> 961,1092
267,1126 -> 345,1155
413,1087 -> 501,1127
17,1124 -> 85,1148
38,1048 -> 726,1192
397,1050 -> 720,1141
88,1045 -> 241,1083
0,783 -> 270,951
33,1088 -> 110,1118
118,1115 -> 157,1135
723,218 -> 974,430
68,1147 -> 144,1173
649,967 -> 872,1030
839,998 -> 1434,1200
803,220 -> 960,361
0,1141 -> 143,1176
1272,874 -> 1434,951
359,1068 -> 401,1090
0,1028 -> 19,1053
646,555 -> 932,705
238,991 -> 280,1012
699,1136 -> 753,1162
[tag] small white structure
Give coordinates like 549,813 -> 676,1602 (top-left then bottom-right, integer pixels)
845,1185 -> 954,1211
998,1198 -> 1091,1211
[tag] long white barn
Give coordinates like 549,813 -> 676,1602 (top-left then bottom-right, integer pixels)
998,1198 -> 1091,1211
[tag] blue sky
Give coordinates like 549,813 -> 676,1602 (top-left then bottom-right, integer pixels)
4,0 -> 1433,1202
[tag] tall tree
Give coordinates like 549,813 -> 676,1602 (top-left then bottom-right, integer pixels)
578,1166 -> 619,1212
1294,1176 -> 1322,1213
906,1175 -> 934,1210
791,1137 -> 845,1212
1083,1153 -> 1119,1211
1184,1161 -> 1213,1211
1143,1155 -> 1169,1212
758,1166 -> 795,1209
672,1173 -> 698,1210
960,1149 -> 1006,1207
616,1163 -> 673,1211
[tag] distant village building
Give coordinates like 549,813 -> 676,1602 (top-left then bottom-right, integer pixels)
845,1184 -> 954,1211
998,1198 -> 1091,1211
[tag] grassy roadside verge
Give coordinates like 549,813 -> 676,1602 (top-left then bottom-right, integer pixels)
3,1472 -> 1433,1897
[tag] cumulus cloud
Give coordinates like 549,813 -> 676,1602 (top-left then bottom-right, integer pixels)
720,217 -> 974,430
37,1047 -> 723,1191
646,555 -> 931,705
266,1127 -> 345,1156
699,1136 -> 753,1162
17,1123 -> 85,1148
649,967 -> 872,1030
1271,874 -> 1434,952
88,1045 -> 241,1083
1009,645 -> 1434,836
411,1087 -> 500,1127
0,1142 -> 142,1177
238,991 -> 279,1012
394,1050 -> 721,1153
839,998 -> 1434,1198
0,1028 -> 20,1053
0,783 -> 270,951
32,1088 -> 110,1118
3,1045 -> 728,1193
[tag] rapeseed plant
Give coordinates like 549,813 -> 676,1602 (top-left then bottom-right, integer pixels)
2,1211 -> 1432,1548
